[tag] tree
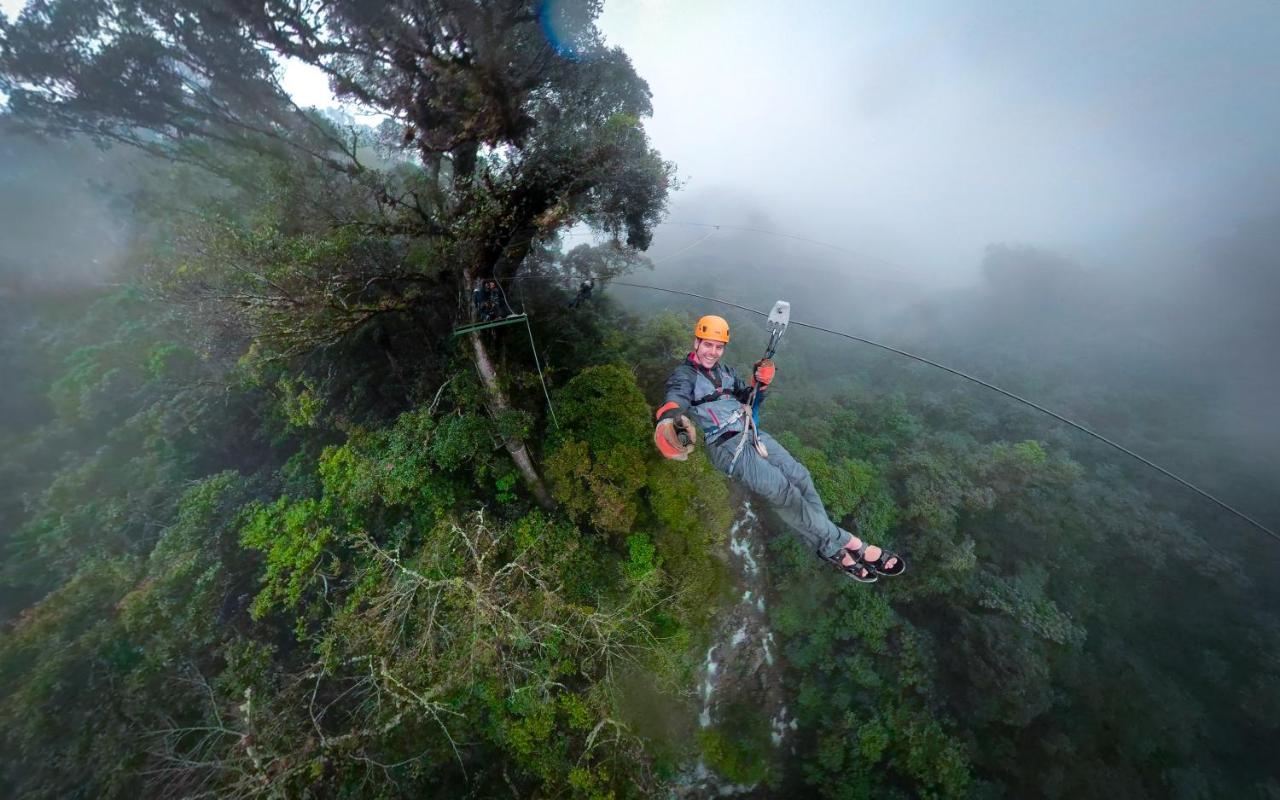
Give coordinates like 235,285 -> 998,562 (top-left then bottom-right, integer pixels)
1,0 -> 673,506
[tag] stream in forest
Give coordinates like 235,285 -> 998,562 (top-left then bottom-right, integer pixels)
674,498 -> 797,798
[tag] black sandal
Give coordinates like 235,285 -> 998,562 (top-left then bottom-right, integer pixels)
820,548 -> 878,583
849,541 -> 906,577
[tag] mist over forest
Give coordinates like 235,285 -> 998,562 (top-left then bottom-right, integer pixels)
633,199 -> 1280,520
2,1 -> 1279,798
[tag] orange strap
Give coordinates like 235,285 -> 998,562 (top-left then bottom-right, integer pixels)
655,401 -> 681,421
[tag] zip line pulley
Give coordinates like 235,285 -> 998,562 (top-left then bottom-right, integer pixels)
764,300 -> 790,358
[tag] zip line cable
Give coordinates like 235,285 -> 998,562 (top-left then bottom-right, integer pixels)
505,277 -> 559,430
508,220 -> 1276,540
554,221 -> 922,286
561,221 -> 895,266
659,221 -> 912,274
523,315 -> 559,430
649,228 -> 718,265
608,279 -> 1280,543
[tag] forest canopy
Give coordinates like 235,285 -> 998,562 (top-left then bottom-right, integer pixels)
2,2 -> 1279,798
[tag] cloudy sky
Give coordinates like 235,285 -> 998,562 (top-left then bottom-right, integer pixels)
595,0 -> 1280,280
4,0 -> 1277,283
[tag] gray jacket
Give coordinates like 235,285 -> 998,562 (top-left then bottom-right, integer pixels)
658,353 -> 765,443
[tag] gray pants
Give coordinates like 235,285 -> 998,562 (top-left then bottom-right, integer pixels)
706,430 -> 850,558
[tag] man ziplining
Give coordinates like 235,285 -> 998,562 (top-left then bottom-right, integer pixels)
653,314 -> 905,583
567,279 -> 595,309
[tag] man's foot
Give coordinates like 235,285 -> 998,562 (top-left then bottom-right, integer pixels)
821,548 -> 877,583
843,536 -> 906,577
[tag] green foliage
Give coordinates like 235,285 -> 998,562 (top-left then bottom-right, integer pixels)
318,405 -> 463,521
8,263 -> 1280,799
553,363 -> 654,451
3,291 -> 245,591
547,365 -> 652,537
145,342 -> 198,380
647,450 -> 733,541
240,398 -> 521,627
496,469 -> 520,503
290,511 -> 666,797
645,451 -> 733,624
119,471 -> 257,661
4,12 -> 1279,792
777,431 -> 897,539
697,723 -> 770,786
45,291 -> 172,429
429,411 -> 496,471
626,532 -> 660,580
755,340 -> 1280,798
541,362 -> 731,648
7,266 -> 1280,800
241,496 -> 334,619
275,374 -> 322,429
978,567 -> 1085,647
0,558 -> 144,796
0,1 -> 690,793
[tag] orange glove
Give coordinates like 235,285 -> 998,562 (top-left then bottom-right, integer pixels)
752,358 -> 775,388
654,416 -> 697,460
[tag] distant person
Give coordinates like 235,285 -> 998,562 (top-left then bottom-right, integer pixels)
653,314 -> 905,583
567,278 -> 594,309
472,278 -> 504,322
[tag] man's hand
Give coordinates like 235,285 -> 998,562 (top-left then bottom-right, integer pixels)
753,358 -> 776,388
655,416 -> 697,460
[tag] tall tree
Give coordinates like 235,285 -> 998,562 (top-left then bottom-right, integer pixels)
1,0 -> 673,504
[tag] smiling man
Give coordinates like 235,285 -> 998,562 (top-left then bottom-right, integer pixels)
654,314 -> 904,583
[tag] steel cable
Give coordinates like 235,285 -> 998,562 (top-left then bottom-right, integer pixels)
609,279 -> 1280,543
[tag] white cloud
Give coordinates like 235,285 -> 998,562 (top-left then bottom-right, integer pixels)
599,0 -> 1280,281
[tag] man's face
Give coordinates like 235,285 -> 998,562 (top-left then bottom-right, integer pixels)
694,337 -> 725,369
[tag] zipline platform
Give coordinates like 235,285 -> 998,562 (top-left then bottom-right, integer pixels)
451,314 -> 528,338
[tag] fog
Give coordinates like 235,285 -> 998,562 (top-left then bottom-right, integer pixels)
2,0 -> 1277,526
0,131 -> 138,293
625,205 -> 1280,530
4,3 -> 1280,794
600,0 -> 1280,284
8,0 -> 1278,289
580,1 -> 1280,527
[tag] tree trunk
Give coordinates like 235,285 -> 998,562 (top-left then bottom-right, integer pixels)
468,330 -> 555,509
463,267 -> 554,510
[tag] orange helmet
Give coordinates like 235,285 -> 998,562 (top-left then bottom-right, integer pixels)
694,315 -> 730,343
